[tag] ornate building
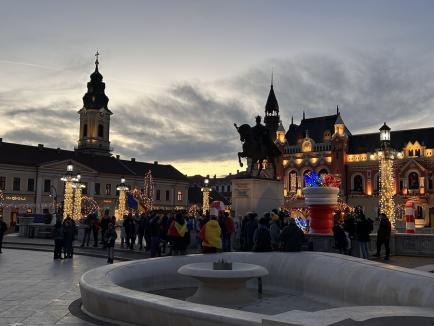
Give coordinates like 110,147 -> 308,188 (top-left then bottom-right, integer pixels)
260,84 -> 434,226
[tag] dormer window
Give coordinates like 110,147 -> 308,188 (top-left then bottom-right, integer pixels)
98,124 -> 104,138
323,130 -> 331,142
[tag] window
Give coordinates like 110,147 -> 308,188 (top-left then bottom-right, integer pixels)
408,172 -> 419,190
177,191 -> 183,201
374,174 -> 380,192
408,149 -> 414,157
415,149 -> 421,157
95,183 -> 101,195
105,184 -> 111,195
26,178 -> 34,192
156,190 -> 161,201
227,185 -> 231,192
98,124 -> 104,137
0,176 -> 6,190
43,179 -> 51,193
221,185 -> 226,192
323,130 -> 331,142
215,185 -> 219,192
83,124 -> 88,137
13,177 -> 20,191
352,175 -> 364,192
429,178 -> 433,190
165,190 -> 170,201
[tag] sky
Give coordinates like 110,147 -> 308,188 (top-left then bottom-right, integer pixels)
1,0 -> 434,176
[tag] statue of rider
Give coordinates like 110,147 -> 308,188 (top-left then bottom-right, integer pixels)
251,115 -> 269,155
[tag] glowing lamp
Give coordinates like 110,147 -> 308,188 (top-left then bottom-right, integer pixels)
67,164 -> 74,172
379,122 -> 391,142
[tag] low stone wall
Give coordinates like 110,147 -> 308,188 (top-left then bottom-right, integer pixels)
80,252 -> 434,326
307,232 -> 434,257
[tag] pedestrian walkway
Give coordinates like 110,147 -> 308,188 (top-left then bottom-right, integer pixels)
0,249 -> 105,325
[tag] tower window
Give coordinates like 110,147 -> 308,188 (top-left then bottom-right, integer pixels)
166,190 -> 170,201
98,124 -> 104,138
83,124 -> 88,137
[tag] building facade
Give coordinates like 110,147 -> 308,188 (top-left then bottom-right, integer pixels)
0,57 -> 188,227
257,84 -> 434,225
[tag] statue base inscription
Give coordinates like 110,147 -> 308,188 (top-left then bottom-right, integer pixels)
231,178 -> 284,217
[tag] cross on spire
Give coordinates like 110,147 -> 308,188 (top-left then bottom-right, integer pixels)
95,51 -> 100,70
271,68 -> 274,87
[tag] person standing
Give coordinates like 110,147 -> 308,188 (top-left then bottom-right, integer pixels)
80,214 -> 92,247
355,208 -> 373,259
343,211 -> 356,256
104,222 -> 117,264
245,213 -> 258,251
168,213 -> 189,255
374,213 -> 392,260
279,218 -> 305,252
137,213 -> 146,250
333,220 -> 349,255
91,213 -> 99,247
219,212 -> 235,252
62,215 -> 76,258
269,212 -> 281,251
100,211 -> 110,248
123,213 -> 136,250
149,214 -> 161,258
53,219 -> 64,259
199,214 -> 222,253
0,216 -> 8,253
252,217 -> 272,252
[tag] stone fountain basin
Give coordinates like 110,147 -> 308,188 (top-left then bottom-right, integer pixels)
80,252 -> 434,326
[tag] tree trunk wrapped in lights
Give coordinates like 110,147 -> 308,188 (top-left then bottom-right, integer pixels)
73,185 -> 83,220
379,155 -> 395,229
63,181 -> 74,219
142,171 -> 154,211
115,190 -> 127,219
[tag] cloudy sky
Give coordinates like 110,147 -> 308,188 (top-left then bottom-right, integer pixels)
1,0 -> 434,176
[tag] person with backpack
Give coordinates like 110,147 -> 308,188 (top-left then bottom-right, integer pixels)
355,207 -> 373,259
252,217 -> 272,252
374,213 -> 392,260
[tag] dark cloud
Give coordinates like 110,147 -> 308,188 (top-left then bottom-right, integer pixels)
1,51 -> 434,168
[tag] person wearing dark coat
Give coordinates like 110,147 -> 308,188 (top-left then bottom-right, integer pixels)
374,213 -> 392,260
343,213 -> 356,256
355,208 -> 373,259
137,213 -> 146,250
104,222 -> 117,264
53,219 -> 64,259
100,211 -> 111,248
91,213 -> 99,247
245,213 -> 258,251
149,214 -> 161,258
123,213 -> 136,250
252,217 -> 272,252
280,218 -> 305,252
80,214 -> 92,247
0,216 -> 8,254
62,215 -> 76,258
168,213 -> 190,255
333,222 -> 348,254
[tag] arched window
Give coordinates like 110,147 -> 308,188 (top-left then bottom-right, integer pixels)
408,172 -> 419,190
408,149 -> 414,157
374,173 -> 380,191
83,124 -> 88,137
165,190 -> 170,201
323,130 -> 331,142
156,189 -> 161,201
98,124 -> 104,138
352,174 -> 364,192
289,171 -> 297,192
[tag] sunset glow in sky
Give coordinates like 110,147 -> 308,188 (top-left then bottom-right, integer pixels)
1,0 -> 434,176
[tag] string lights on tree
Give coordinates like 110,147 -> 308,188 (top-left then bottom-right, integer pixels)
72,174 -> 85,220
201,178 -> 211,215
81,196 -> 99,216
115,178 -> 129,219
142,171 -> 154,211
61,163 -> 75,219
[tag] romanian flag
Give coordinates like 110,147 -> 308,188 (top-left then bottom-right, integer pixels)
127,192 -> 146,213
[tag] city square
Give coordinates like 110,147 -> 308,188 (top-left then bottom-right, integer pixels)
1,1 -> 434,325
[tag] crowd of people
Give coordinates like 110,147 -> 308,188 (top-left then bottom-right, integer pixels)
332,206 -> 392,260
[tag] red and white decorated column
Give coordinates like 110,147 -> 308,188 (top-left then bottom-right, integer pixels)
303,187 -> 339,234
405,200 -> 416,234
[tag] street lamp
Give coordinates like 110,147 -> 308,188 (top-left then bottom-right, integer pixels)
72,173 -> 86,221
115,177 -> 129,219
61,162 -> 76,219
377,122 -> 396,229
201,178 -> 211,215
49,185 -> 58,216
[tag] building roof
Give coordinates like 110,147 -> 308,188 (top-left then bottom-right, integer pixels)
0,140 -> 188,181
286,114 -> 341,145
265,85 -> 279,113
348,127 -> 434,154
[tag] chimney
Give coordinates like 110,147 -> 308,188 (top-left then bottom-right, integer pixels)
56,147 -> 61,154
237,170 -> 239,174
116,155 -> 120,160
131,158 -> 136,162
214,174 -> 216,179
229,172 -> 232,176
154,161 -> 158,165
38,144 -> 44,150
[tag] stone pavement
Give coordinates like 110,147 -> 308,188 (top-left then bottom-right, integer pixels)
0,249 -> 105,326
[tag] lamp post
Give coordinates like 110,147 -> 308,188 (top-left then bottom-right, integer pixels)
49,185 -> 58,216
377,122 -> 396,229
72,174 -> 86,221
60,163 -> 75,219
201,178 -> 211,215
116,177 -> 129,219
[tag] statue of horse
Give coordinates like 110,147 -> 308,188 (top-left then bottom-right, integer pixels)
234,123 -> 281,179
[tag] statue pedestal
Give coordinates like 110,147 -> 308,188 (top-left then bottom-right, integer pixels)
231,178 -> 283,217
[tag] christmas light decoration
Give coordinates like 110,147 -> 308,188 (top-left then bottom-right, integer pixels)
81,196 -> 99,216
201,178 -> 211,215
142,171 -> 154,211
379,155 -> 396,228
0,190 -> 4,208
63,181 -> 74,219
115,178 -> 129,219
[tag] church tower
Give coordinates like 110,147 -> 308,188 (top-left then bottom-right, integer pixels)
76,52 -> 113,156
264,74 -> 280,140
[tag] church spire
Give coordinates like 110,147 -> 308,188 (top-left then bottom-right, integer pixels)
291,115 -> 294,125
95,51 -> 100,72
83,52 -> 109,110
303,111 -> 305,120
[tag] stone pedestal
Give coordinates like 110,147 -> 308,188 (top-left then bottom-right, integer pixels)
231,178 -> 283,217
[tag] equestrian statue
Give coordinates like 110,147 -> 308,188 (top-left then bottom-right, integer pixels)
234,115 -> 281,179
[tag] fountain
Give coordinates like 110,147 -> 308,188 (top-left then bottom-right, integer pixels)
178,259 -> 268,307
